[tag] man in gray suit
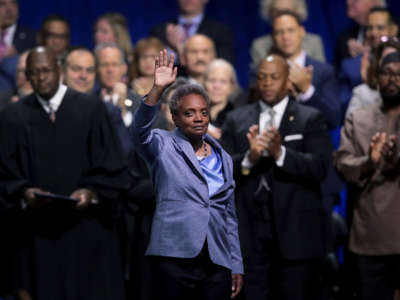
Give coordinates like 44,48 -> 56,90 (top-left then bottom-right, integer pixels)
132,49 -> 243,300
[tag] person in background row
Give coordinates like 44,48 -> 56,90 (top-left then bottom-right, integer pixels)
335,0 -> 386,69
250,0 -> 325,78
62,46 -> 96,94
36,15 -> 70,64
203,58 -> 240,139
150,0 -> 234,65
346,38 -> 400,117
94,13 -> 134,64
180,34 -> 215,85
128,37 -> 164,96
0,0 -> 36,62
339,6 -> 399,116
132,49 -> 243,300
0,46 -> 129,300
335,51 -> 400,300
0,49 -> 32,110
95,42 -> 141,128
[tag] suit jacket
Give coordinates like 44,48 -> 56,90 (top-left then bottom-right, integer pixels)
150,17 -> 234,64
221,99 -> 332,260
132,101 -> 243,274
304,56 -> 341,130
334,24 -> 360,70
13,24 -> 37,53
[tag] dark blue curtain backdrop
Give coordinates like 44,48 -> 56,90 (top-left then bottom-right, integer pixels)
18,0 -> 400,88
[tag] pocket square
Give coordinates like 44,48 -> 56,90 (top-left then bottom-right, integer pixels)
284,134 -> 303,142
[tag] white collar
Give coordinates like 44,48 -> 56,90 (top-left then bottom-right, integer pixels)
2,24 -> 16,47
289,50 -> 307,68
36,84 -> 68,113
259,96 -> 289,115
178,13 -> 204,26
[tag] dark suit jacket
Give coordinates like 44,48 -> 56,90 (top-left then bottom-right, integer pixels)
304,56 -> 341,130
150,17 -> 234,64
334,24 -> 360,70
13,24 -> 37,53
221,99 -> 332,261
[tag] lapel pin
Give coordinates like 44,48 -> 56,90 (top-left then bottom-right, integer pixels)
289,116 -> 294,121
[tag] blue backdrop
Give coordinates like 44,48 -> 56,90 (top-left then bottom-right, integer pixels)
18,0 -> 400,88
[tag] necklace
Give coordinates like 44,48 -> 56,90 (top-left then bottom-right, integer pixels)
203,141 -> 208,157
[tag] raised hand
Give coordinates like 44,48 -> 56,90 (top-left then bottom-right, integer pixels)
154,49 -> 178,89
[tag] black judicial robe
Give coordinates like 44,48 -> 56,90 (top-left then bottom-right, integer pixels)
0,89 -> 129,300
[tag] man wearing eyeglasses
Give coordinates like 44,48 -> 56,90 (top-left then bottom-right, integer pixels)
335,51 -> 400,300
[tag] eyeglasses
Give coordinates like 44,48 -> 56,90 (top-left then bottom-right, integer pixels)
98,62 -> 123,69
45,32 -> 69,40
378,69 -> 400,80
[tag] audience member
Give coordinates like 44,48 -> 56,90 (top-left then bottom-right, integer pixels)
62,47 -> 96,94
0,0 -> 36,61
37,15 -> 70,63
150,0 -> 234,64
335,0 -> 386,68
94,13 -> 134,64
250,0 -> 325,76
339,7 -> 398,115
0,46 -> 129,300
94,42 -> 141,127
346,38 -> 400,117
0,49 -> 32,110
203,58 -> 239,139
221,54 -> 332,300
132,49 -> 243,300
271,10 -> 341,129
335,50 -> 400,300
180,34 -> 216,84
128,37 -> 164,96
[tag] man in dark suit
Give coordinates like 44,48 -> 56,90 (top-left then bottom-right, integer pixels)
0,0 -> 36,60
150,0 -> 234,64
221,54 -> 332,300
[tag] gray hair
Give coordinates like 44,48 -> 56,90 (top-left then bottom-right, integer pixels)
94,42 -> 126,64
169,83 -> 210,115
260,0 -> 308,22
203,58 -> 239,92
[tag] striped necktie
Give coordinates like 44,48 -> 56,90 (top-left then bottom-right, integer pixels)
0,30 -> 7,62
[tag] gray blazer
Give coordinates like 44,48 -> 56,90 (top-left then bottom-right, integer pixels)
132,101 -> 244,274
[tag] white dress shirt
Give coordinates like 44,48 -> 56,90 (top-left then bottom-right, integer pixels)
242,97 -> 289,170
36,84 -> 67,113
3,24 -> 16,48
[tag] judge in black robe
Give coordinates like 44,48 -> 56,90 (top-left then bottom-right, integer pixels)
0,47 -> 129,300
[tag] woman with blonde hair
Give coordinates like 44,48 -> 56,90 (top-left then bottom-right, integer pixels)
94,13 -> 134,63
128,37 -> 164,96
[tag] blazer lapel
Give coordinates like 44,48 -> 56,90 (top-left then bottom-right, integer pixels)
173,129 -> 207,182
279,98 -> 296,138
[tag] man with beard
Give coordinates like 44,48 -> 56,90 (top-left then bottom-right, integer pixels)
335,51 -> 400,300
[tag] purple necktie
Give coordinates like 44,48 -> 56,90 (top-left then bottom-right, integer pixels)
182,22 -> 193,39
0,30 -> 7,62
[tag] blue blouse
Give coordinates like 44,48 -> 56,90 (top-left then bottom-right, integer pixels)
198,147 -> 225,197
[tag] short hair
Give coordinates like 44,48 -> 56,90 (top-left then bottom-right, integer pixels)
63,46 -> 95,69
271,10 -> 303,28
203,58 -> 239,91
169,83 -> 210,116
161,77 -> 190,104
94,42 -> 126,64
129,37 -> 164,81
183,34 -> 216,55
260,0 -> 308,22
37,14 -> 70,45
368,6 -> 397,25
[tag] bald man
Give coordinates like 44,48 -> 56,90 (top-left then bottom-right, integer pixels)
0,47 -> 128,300
180,34 -> 216,84
221,54 -> 332,300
